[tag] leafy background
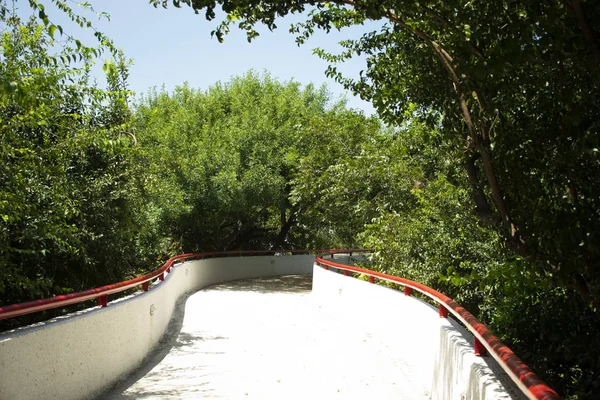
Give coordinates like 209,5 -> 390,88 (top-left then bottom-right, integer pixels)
1,1 -> 600,397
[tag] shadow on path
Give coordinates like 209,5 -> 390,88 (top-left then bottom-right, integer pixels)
215,274 -> 312,294
100,291 -> 191,399
99,274 -> 312,399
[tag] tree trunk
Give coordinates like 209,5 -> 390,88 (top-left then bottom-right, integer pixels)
464,153 -> 496,223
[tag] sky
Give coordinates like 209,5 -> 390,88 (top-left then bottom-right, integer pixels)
16,0 -> 384,115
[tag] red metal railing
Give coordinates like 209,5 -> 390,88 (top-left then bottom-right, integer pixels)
316,256 -> 560,400
0,249 -> 368,321
0,249 -> 558,399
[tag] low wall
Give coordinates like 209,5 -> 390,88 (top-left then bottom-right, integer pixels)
0,254 -> 315,400
0,255 -> 525,400
312,265 -> 525,400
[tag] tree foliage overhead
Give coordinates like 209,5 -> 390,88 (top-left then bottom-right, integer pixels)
0,5 -> 380,314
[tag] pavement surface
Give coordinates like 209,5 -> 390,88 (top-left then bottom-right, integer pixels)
105,274 -> 430,399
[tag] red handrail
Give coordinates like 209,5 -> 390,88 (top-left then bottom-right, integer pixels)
1,250 -> 558,398
0,249 -> 369,321
316,257 -> 560,400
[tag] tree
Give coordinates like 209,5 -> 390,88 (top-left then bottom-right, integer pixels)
150,0 -> 600,309
134,71 -> 382,252
0,11 -> 150,318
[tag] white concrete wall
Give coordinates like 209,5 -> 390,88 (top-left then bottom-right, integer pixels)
0,255 -> 525,400
0,254 -> 315,400
312,265 -> 526,400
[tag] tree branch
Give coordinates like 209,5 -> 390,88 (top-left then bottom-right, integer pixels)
418,4 -> 484,58
271,207 -> 296,250
381,6 -> 532,258
464,153 -> 495,222
563,0 -> 600,59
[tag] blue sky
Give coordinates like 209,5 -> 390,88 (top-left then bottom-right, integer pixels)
17,0 -> 383,115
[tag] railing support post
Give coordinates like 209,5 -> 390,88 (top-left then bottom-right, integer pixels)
98,295 -> 108,308
159,273 -> 164,281
404,286 -> 412,296
344,270 -> 348,276
439,304 -> 448,318
324,265 -> 329,270
474,337 -> 487,356
142,281 -> 149,291
369,276 -> 375,284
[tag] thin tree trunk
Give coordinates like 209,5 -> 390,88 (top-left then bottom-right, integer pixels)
464,153 -> 495,222
272,208 -> 296,250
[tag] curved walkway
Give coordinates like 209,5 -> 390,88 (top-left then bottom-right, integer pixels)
105,274 -> 429,399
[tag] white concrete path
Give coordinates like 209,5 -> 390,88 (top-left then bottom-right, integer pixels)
105,275 -> 430,399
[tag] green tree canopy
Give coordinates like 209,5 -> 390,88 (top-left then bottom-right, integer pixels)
134,71 -> 383,251
153,0 -> 600,310
0,13 -> 148,311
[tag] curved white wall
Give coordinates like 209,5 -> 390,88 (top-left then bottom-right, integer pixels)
312,265 -> 525,400
0,255 -> 525,400
0,254 -> 315,400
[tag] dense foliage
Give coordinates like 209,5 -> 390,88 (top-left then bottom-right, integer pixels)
134,72 -> 381,252
0,6 -> 383,315
0,14 -> 150,307
2,0 -> 600,397
155,0 -> 600,312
